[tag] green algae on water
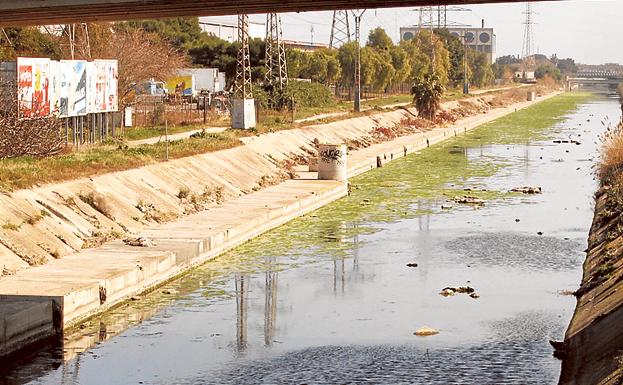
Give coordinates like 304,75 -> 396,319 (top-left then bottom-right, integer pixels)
223,92 -> 592,262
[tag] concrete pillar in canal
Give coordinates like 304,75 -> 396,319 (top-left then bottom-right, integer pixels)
317,144 -> 347,181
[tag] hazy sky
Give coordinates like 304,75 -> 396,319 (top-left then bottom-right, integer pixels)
201,0 -> 622,65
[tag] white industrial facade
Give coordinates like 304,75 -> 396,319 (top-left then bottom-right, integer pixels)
400,26 -> 496,64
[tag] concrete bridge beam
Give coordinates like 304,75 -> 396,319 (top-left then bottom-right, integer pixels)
0,0 -> 562,27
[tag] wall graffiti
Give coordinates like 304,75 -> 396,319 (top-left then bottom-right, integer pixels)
320,147 -> 345,166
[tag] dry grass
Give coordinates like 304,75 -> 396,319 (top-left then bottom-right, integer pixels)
598,122 -> 623,182
0,131 -> 242,192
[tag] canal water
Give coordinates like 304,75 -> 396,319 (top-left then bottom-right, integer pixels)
2,92 -> 619,385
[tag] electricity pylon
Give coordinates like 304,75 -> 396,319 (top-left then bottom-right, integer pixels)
234,13 -> 253,99
329,10 -> 351,49
265,12 -> 288,105
521,1 -> 536,73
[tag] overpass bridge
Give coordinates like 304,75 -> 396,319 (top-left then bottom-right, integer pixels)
0,0 -> 559,27
566,71 -> 623,89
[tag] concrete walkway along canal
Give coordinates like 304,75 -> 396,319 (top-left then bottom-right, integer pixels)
0,91 -> 609,384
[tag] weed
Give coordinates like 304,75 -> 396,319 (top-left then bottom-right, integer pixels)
178,187 -> 191,200
78,192 -> 115,220
2,222 -> 20,231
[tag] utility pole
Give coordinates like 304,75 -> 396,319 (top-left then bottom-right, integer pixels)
352,9 -> 365,113
265,12 -> 288,107
329,10 -> 351,49
521,1 -> 536,80
232,13 -> 256,129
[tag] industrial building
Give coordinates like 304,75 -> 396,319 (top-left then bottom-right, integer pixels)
399,24 -> 496,64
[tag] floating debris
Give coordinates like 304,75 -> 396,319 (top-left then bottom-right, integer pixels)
453,196 -> 485,205
406,262 -> 419,268
414,327 -> 439,336
440,286 -> 477,298
510,186 -> 542,194
441,203 -> 453,210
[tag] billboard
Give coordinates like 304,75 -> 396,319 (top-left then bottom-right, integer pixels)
60,60 -> 87,117
17,57 -> 51,118
49,60 -> 61,116
14,57 -> 118,118
166,75 -> 194,96
90,59 -> 118,113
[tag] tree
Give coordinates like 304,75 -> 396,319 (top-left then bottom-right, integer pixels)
400,30 -> 450,86
367,27 -> 393,50
87,24 -> 187,107
470,51 -> 494,87
119,17 -> 209,50
496,55 -> 522,65
0,27 -> 61,61
337,42 -> 357,87
389,46 -> 411,86
411,73 -> 445,120
535,64 -> 562,82
434,28 -> 465,87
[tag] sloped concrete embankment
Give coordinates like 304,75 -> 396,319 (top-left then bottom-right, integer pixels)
0,92 -> 553,358
559,187 -> 623,385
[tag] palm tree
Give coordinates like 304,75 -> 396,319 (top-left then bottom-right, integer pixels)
411,73 -> 445,120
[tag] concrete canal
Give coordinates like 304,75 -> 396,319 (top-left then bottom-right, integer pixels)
1,92 -> 617,384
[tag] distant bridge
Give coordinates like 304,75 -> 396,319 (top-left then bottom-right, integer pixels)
0,0 -> 561,27
567,71 -> 623,88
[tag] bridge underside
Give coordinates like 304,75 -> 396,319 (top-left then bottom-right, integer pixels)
568,79 -> 623,86
0,0 -> 559,27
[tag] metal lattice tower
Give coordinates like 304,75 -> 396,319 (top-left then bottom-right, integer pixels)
352,9 -> 365,112
329,10 -> 351,49
417,6 -> 434,34
414,6 -> 470,29
234,13 -> 253,99
437,6 -> 447,28
265,13 -> 288,93
521,2 -> 535,71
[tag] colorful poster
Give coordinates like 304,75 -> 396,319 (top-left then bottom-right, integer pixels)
16,57 -> 51,118
166,75 -> 194,96
49,60 -> 61,116
60,60 -> 87,117
104,60 -> 118,112
90,60 -> 118,113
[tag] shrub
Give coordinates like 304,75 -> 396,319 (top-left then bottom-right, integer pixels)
256,81 -> 335,110
598,122 -> 623,182
411,73 -> 445,120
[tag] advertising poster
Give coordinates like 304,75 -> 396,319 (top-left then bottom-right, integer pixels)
104,60 -> 118,112
166,75 -> 194,96
85,61 -> 95,114
89,60 -> 118,113
48,60 -> 61,116
60,60 -> 87,116
16,57 -> 51,118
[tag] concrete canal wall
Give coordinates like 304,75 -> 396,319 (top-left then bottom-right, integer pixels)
559,186 -> 623,384
0,90 -> 557,358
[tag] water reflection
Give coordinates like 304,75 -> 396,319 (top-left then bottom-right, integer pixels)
1,93 -> 614,385
263,257 -> 277,347
234,275 -> 248,353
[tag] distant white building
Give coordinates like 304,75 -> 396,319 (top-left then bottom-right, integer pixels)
399,24 -> 496,64
198,17 -> 264,43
